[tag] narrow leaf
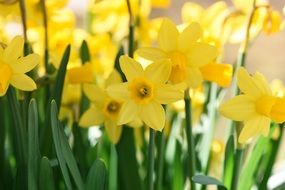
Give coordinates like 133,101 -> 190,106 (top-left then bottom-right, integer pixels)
39,157 -> 55,190
192,175 -> 227,190
80,40 -> 90,63
86,159 -> 107,190
223,135 -> 235,189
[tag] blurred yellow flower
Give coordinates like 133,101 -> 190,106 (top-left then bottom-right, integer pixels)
79,71 -> 123,144
151,0 -> 170,8
0,36 -> 39,96
67,63 -> 94,84
107,55 -> 185,131
136,18 -> 218,88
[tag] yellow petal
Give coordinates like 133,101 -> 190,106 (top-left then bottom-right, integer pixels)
158,18 -> 179,52
10,74 -> 37,91
181,2 -> 203,23
104,120 -> 122,144
145,60 -> 171,84
79,107 -> 105,127
135,47 -> 167,61
119,55 -> 144,81
141,101 -> 165,131
178,22 -> 202,52
270,97 -> 285,123
4,36 -> 24,62
10,54 -> 40,74
117,100 -> 139,125
219,95 -> 257,121
105,70 -> 122,87
106,83 -> 128,101
187,42 -> 218,67
83,84 -> 106,104
238,116 -> 270,143
155,83 -> 185,104
67,64 -> 94,84
186,68 -> 203,88
252,72 -> 271,95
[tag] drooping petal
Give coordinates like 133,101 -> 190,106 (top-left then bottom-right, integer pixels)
117,100 -> 139,125
186,67 -> 203,88
238,115 -> 270,143
10,54 -> 40,74
252,72 -> 271,95
140,101 -> 165,131
9,74 -> 37,91
79,107 -> 105,127
219,95 -> 257,121
145,59 -> 171,84
178,22 -> 202,52
106,83 -> 129,101
155,83 -> 185,104
3,36 -> 24,63
83,84 -> 106,105
119,55 -> 144,81
187,42 -> 218,67
135,47 -> 167,61
104,120 -> 122,144
158,18 -> 179,52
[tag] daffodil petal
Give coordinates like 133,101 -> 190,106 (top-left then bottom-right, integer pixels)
10,74 -> 37,91
106,83 -> 128,101
3,36 -> 24,62
141,101 -> 165,131
145,60 -> 171,84
219,95 -> 257,121
105,70 -> 122,86
186,68 -> 203,88
238,116 -> 270,143
117,100 -> 139,125
104,120 -> 122,144
119,55 -> 144,81
10,54 -> 40,74
158,18 -> 179,52
83,84 -> 106,104
178,22 -> 202,52
135,47 -> 167,61
155,83 -> 185,104
187,42 -> 217,67
79,107 -> 105,127
253,72 -> 271,95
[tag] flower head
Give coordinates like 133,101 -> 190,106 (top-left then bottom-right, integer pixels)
0,36 -> 39,96
107,55 -> 185,131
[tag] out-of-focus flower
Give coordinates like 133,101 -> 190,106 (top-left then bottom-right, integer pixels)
219,67 -> 279,143
107,55 -> 185,131
79,71 -> 123,144
151,0 -> 170,8
67,63 -> 94,84
0,36 -> 39,96
209,139 -> 225,177
270,79 -> 285,97
136,18 -> 218,88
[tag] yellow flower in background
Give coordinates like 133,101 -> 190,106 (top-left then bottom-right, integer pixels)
136,18 -> 218,88
219,67 -> 276,143
0,36 -> 39,96
151,0 -> 170,8
262,9 -> 282,35
79,71 -> 123,144
107,55 -> 185,131
270,79 -> 285,97
67,63 -> 94,84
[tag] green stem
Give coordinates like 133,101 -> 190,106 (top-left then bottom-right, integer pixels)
40,0 -> 49,73
18,0 -> 28,42
147,128 -> 156,190
125,0 -> 135,57
231,148 -> 244,190
155,132 -> 166,190
109,144 -> 118,190
184,89 -> 196,190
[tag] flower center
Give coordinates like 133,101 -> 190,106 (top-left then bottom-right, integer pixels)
255,95 -> 276,117
168,51 -> 187,83
0,63 -> 12,95
104,99 -> 121,120
129,77 -> 154,104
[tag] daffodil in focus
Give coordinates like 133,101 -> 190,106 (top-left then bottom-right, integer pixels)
136,18 -> 218,88
107,55 -> 185,131
219,67 -> 277,143
79,71 -> 123,144
0,36 -> 39,96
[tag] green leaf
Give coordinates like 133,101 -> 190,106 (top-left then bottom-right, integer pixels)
109,145 -> 118,190
80,40 -> 90,63
114,46 -> 126,82
28,99 -> 40,190
86,159 -> 107,190
39,157 -> 55,190
192,175 -> 227,190
223,135 -> 235,189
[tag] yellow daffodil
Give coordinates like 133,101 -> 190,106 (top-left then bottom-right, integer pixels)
151,0 -> 170,9
67,63 -> 94,84
219,67 -> 277,143
0,36 -> 39,96
107,55 -> 185,131
136,18 -> 218,88
79,71 -> 123,144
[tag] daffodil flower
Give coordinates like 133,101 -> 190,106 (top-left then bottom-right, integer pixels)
0,36 -> 40,96
219,67 -> 279,143
79,71 -> 123,144
107,55 -> 185,131
136,18 -> 218,88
